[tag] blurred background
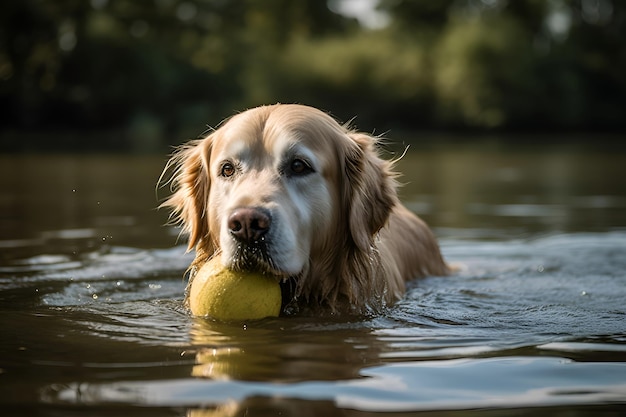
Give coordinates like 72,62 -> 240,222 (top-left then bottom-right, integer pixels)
1,0 -> 625,152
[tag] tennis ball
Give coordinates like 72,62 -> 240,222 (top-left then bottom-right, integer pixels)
188,256 -> 282,320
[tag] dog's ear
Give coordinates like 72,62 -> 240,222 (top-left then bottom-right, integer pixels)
159,137 -> 212,253
343,132 -> 398,252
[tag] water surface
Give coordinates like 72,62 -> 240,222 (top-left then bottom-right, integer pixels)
1,141 -> 625,416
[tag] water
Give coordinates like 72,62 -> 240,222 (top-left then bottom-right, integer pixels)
1,141 -> 626,416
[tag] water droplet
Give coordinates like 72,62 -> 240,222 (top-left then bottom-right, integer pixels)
92,294 -> 98,300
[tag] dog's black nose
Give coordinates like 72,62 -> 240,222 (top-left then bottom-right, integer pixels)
228,207 -> 271,243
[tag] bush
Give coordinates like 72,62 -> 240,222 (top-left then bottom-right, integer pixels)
246,31 -> 434,131
433,14 -> 536,128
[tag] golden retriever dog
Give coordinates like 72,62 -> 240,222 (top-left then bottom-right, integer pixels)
161,104 -> 449,315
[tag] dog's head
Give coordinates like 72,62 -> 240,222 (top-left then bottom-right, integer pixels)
161,104 -> 398,311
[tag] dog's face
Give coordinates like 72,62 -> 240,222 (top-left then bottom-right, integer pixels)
205,108 -> 338,277
162,104 -> 397,308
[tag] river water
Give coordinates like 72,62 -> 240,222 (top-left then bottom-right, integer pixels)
1,139 -> 625,416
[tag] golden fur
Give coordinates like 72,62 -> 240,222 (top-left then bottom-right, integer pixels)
160,104 -> 449,314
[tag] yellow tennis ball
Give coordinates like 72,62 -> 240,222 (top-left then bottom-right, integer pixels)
188,256 -> 282,320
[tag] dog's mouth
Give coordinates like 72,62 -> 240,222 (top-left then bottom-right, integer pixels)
279,276 -> 300,314
229,242 -> 280,275
228,242 -> 301,313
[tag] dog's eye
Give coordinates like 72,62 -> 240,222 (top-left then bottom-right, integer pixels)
290,158 -> 313,176
220,162 -> 235,177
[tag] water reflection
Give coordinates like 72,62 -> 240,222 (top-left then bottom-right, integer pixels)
1,144 -> 625,253
0,154 -> 172,249
393,143 -> 626,234
189,317 -> 383,382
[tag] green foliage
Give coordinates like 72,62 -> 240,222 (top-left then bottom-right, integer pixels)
433,14 -> 536,128
1,0 -> 625,150
266,31 -> 433,129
